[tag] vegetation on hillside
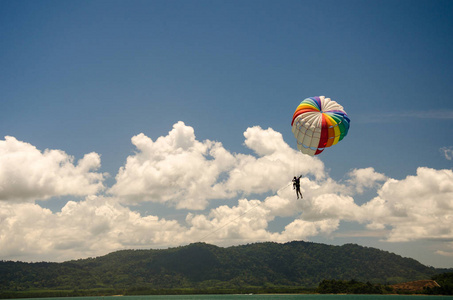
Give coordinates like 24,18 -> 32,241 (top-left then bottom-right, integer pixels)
316,279 -> 392,294
0,241 -> 450,298
425,272 -> 453,295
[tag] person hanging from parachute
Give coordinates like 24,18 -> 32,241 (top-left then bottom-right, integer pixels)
290,96 -> 350,199
292,175 -> 303,199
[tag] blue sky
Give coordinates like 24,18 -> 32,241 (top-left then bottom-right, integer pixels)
1,0 -> 453,268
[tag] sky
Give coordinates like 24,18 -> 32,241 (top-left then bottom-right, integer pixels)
1,0 -> 453,268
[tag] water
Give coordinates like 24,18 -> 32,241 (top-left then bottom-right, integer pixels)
13,295 -> 452,300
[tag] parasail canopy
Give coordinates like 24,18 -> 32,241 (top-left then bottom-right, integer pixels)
291,96 -> 350,156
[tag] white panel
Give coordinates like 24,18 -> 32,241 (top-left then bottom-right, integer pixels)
323,98 -> 344,112
302,133 -> 313,148
309,135 -> 320,148
298,144 -> 316,156
313,127 -> 321,139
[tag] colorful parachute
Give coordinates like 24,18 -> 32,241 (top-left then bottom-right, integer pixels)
291,96 -> 350,156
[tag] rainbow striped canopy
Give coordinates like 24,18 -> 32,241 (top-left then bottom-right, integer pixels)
291,96 -> 350,156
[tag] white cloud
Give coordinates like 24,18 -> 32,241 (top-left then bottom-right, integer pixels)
0,136 -> 106,202
2,123 -> 453,264
109,122 -> 325,210
436,242 -> 453,257
440,146 -> 453,160
0,193 -> 335,261
347,167 -> 387,194
436,250 -> 453,257
0,196 -> 185,261
243,125 -> 289,156
222,126 -> 326,195
187,198 -> 275,244
303,194 -> 362,222
187,196 -> 340,246
1,163 -> 452,262
362,167 -> 453,242
109,122 -> 237,209
279,218 -> 340,241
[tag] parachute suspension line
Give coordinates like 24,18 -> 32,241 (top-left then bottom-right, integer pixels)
198,201 -> 263,243
277,181 -> 292,194
293,147 -> 299,177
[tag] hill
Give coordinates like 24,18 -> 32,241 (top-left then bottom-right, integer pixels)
0,241 -> 448,296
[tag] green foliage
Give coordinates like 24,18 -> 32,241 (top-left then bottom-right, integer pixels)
0,241 -> 449,297
316,279 -> 387,294
424,272 -> 453,295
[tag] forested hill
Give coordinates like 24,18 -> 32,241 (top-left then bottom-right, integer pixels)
0,241 -> 447,292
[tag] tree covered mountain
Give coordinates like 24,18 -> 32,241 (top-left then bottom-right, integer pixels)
0,241 -> 447,295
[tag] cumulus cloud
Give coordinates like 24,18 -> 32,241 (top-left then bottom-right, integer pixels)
279,218 -> 340,241
2,122 -> 453,264
0,136 -> 106,202
188,198 -> 274,244
223,126 -> 325,194
0,196 -> 185,261
363,167 -> 453,242
109,122 -> 237,209
109,122 -> 325,210
186,196 -> 340,246
347,167 -> 387,194
0,194 -> 335,261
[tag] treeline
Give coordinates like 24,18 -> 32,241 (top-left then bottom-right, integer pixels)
2,275 -> 452,299
425,272 -> 453,295
316,279 -> 391,294
0,289 -> 121,299
316,274 -> 453,295
0,241 -> 450,297
0,287 -> 310,299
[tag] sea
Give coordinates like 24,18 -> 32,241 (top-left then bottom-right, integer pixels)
12,295 -> 452,300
